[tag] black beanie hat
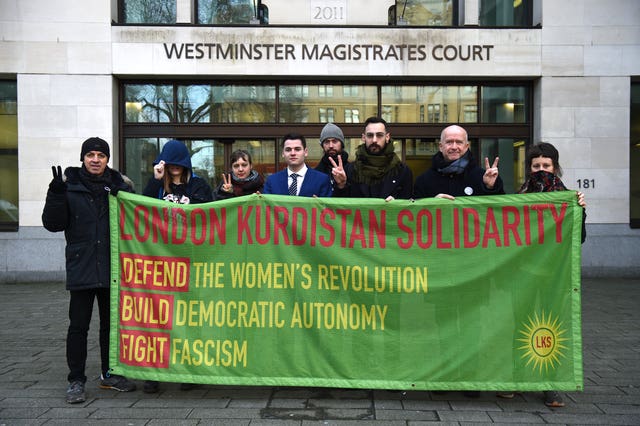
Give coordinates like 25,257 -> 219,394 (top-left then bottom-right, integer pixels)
80,137 -> 110,161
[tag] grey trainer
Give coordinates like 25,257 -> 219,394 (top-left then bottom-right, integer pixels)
66,380 -> 86,404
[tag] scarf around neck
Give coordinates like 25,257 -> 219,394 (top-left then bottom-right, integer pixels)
437,151 -> 470,175
353,142 -> 401,185
518,170 -> 567,194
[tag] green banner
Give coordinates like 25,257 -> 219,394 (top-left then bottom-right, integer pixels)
109,191 -> 583,391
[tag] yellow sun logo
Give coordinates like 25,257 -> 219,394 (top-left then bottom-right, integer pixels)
517,311 -> 568,373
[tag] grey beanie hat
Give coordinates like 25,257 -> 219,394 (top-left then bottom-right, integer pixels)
320,123 -> 344,145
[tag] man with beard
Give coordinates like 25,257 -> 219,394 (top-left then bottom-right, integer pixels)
314,123 -> 352,193
413,124 -> 503,199
341,117 -> 413,200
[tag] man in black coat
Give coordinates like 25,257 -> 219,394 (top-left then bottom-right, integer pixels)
42,137 -> 137,403
413,124 -> 503,199
339,117 -> 413,200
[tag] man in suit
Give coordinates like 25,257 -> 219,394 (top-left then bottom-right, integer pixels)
263,133 -> 332,197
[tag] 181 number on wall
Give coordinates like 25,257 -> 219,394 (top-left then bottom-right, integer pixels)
576,179 -> 595,189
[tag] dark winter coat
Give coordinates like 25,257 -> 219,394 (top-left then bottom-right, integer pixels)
41,167 -> 132,291
413,151 -> 504,199
338,163 -> 413,199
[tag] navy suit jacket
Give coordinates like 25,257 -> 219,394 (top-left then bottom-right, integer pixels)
263,167 -> 332,197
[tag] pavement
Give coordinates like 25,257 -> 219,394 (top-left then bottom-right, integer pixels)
0,277 -> 639,425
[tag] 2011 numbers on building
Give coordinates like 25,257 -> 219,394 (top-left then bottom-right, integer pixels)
313,6 -> 344,21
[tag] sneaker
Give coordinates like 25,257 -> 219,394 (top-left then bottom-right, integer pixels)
544,390 -> 565,407
497,392 -> 515,399
143,380 -> 159,394
66,380 -> 86,404
99,373 -> 137,392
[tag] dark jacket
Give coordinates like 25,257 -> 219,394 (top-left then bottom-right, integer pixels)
42,166 -> 131,291
413,151 -> 504,199
143,176 -> 213,203
340,163 -> 413,199
315,151 -> 355,193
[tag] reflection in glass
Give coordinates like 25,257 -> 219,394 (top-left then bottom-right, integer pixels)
124,138 -> 163,194
124,84 -> 173,123
479,138 -> 527,193
382,86 -> 477,123
210,85 -> 276,123
395,0 -> 453,26
631,83 -> 640,228
481,86 -> 528,123
123,0 -> 176,24
280,85 -> 377,123
479,0 -> 530,27
177,85 -> 213,123
0,80 -> 18,230
198,0 -> 257,24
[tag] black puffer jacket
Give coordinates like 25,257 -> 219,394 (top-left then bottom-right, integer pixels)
42,166 -> 131,291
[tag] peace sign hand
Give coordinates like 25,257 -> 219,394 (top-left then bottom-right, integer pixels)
221,173 -> 233,193
49,165 -> 67,194
328,155 -> 347,189
483,157 -> 500,189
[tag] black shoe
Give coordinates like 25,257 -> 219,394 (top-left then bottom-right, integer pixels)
180,382 -> 197,391
99,374 -> 137,392
143,380 -> 160,394
544,390 -> 565,407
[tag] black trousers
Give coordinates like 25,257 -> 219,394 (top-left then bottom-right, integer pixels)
66,288 -> 110,383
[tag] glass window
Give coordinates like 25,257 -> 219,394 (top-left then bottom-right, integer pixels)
479,138 -> 527,193
280,84 -> 377,123
0,80 -> 18,231
124,84 -> 173,123
631,82 -> 640,228
481,86 -> 528,123
198,0 -> 259,24
395,0 -> 454,26
122,0 -> 177,24
381,85 -> 477,123
479,0 -> 531,27
180,85 -> 276,123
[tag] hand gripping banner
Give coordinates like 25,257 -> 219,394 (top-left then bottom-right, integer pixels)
109,191 -> 583,392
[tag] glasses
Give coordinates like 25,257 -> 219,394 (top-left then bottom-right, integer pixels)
365,132 -> 387,139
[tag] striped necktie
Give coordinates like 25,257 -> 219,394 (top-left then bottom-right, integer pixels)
288,173 -> 298,196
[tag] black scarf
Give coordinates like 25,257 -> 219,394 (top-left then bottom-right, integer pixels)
79,166 -> 112,214
518,171 -> 567,194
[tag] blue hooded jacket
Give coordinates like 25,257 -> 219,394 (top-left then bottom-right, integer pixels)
143,140 -> 213,203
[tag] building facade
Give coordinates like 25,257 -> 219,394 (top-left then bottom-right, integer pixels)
1,0 -> 639,281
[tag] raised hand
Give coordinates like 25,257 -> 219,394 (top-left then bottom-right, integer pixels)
221,173 -> 233,193
153,160 -> 165,180
483,157 -> 500,189
49,165 -> 66,193
328,155 -> 347,188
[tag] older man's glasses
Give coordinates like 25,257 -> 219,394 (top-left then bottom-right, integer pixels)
365,132 -> 387,139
